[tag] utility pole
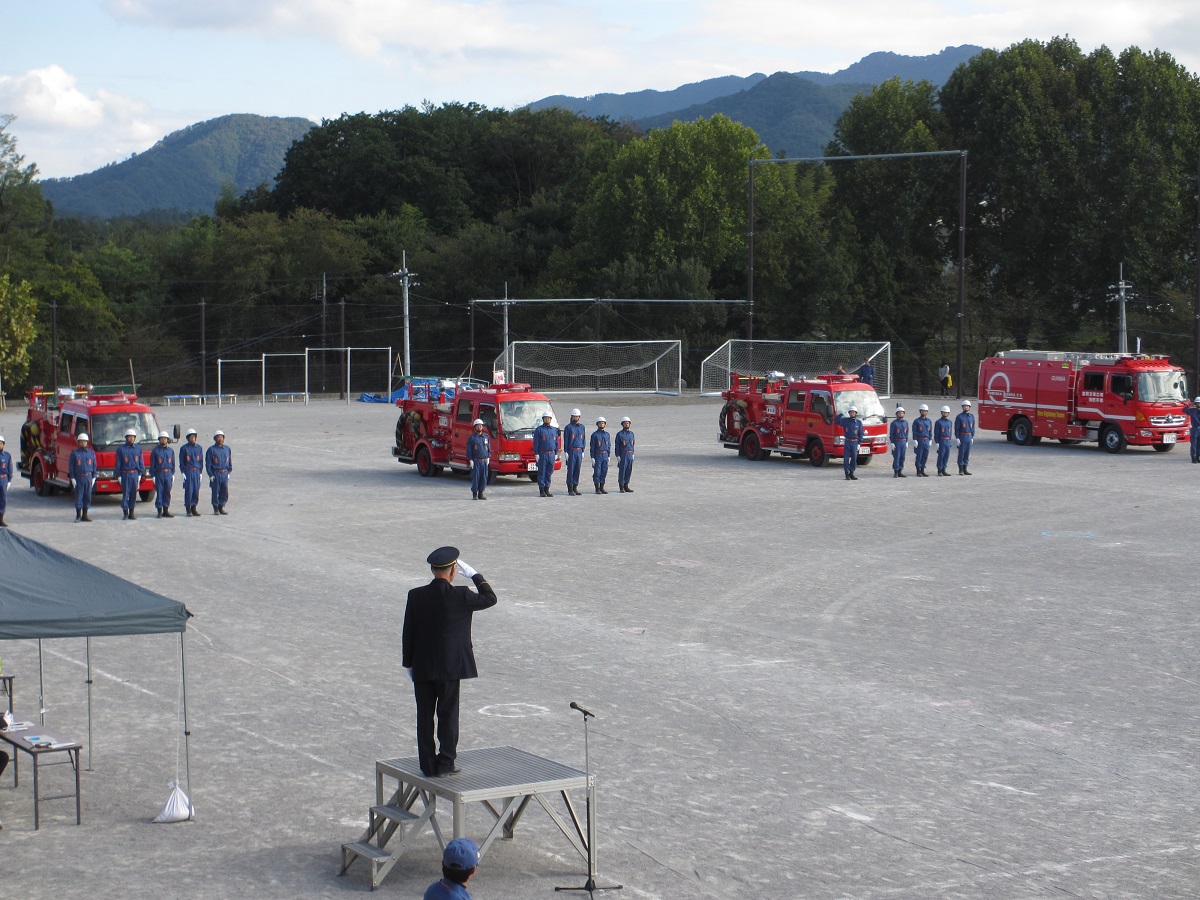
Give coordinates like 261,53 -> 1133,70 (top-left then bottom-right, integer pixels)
199,297 -> 207,396
1110,264 -> 1133,354
320,273 -> 328,392
387,252 -> 419,377
51,298 -> 59,389
339,295 -> 346,400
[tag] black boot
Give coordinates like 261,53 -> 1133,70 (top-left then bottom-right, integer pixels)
963,467 -> 971,475
129,507 -> 136,520
472,491 -> 478,500
218,506 -> 228,515
193,506 -> 201,516
625,484 -> 633,493
599,483 -> 608,494
76,509 -> 82,522
595,484 -> 602,494
213,505 -> 220,515
958,465 -> 965,475
845,473 -> 852,481
163,508 -> 174,518
82,509 -> 91,522
850,473 -> 858,480
478,492 -> 486,500
0,514 -> 6,527
156,508 -> 162,518
545,488 -> 553,497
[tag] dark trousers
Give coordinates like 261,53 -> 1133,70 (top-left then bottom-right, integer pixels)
413,678 -> 460,776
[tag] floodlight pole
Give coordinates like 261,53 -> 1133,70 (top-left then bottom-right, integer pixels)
748,149 -> 968,391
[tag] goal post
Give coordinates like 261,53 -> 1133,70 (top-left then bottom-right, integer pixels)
494,341 -> 683,394
701,340 -> 892,397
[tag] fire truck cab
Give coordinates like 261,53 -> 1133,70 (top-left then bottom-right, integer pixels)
977,350 -> 1189,453
720,371 -> 890,467
19,387 -> 176,498
393,381 -> 561,481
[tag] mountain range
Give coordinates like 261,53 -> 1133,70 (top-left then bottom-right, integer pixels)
38,45 -> 983,220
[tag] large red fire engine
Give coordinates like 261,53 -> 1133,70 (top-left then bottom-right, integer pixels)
19,387 -> 175,498
393,380 -> 561,481
977,350 -> 1190,452
720,371 -> 889,466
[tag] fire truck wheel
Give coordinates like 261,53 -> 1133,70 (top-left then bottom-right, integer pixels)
527,473 -> 539,482
857,454 -> 872,466
139,490 -> 154,502
807,439 -> 828,467
415,446 -> 438,477
32,461 -> 53,496
742,431 -> 765,461
1100,425 -> 1126,454
487,468 -> 497,485
1010,416 -> 1035,446
1152,442 -> 1176,452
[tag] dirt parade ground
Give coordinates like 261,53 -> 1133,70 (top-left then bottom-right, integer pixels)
2,391 -> 1199,899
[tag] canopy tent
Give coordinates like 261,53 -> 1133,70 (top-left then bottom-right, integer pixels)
0,529 -> 194,803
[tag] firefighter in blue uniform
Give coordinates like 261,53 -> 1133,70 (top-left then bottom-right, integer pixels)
179,428 -> 205,516
150,431 -> 176,518
889,406 -> 910,477
955,400 -> 975,475
1186,396 -> 1200,463
857,360 -> 875,386
205,430 -> 232,514
911,404 -> 933,476
115,428 -> 144,520
69,433 -> 97,521
934,406 -> 954,476
532,412 -> 559,497
615,416 -> 635,492
0,435 -> 11,528
562,409 -> 587,496
837,406 -> 864,481
590,416 -> 611,494
466,418 -> 490,500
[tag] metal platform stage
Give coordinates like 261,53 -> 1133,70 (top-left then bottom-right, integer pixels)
340,745 -> 595,890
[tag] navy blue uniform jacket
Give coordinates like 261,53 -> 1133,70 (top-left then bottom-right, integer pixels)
402,575 -> 498,681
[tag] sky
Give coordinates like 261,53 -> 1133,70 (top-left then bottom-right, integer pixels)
4,1 -> 1200,179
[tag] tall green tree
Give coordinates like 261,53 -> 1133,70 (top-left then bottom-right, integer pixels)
0,273 -> 37,385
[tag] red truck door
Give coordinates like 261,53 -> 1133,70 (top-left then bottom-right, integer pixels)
1106,371 -> 1135,426
780,387 -> 807,446
54,412 -> 82,481
451,397 -> 474,462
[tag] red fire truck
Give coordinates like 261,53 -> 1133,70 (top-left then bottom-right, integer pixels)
393,380 -> 561,481
19,387 -> 176,498
977,350 -> 1190,452
719,371 -> 890,466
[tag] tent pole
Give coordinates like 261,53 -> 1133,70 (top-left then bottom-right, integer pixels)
180,632 -> 193,817
86,637 -> 94,770
38,638 -> 45,726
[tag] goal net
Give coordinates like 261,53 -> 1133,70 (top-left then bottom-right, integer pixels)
495,341 -> 683,394
701,340 -> 892,397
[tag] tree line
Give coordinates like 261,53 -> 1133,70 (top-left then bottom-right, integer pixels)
2,37 -> 1199,400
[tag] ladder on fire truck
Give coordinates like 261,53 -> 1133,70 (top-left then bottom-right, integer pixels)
996,349 -> 1165,367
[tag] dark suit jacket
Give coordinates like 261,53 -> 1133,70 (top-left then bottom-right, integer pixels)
402,574 -> 498,681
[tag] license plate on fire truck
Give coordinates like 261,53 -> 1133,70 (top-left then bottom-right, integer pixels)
1164,433 -> 1176,443
526,462 -> 539,471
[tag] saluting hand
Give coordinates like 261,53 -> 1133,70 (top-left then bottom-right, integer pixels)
456,560 -> 478,579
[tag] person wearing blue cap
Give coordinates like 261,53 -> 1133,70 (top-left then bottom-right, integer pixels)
403,547 -> 498,778
424,837 -> 480,899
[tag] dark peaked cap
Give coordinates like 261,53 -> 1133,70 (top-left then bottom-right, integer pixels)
427,546 -> 459,568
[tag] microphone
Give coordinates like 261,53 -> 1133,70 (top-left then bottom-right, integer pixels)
569,701 -> 595,718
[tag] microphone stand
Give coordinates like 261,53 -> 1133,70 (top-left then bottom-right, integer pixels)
556,703 -> 622,896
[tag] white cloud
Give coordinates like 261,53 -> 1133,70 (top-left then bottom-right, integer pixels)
0,65 -> 179,178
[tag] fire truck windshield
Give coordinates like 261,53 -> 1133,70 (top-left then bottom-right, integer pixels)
834,390 -> 886,423
1137,371 -> 1187,403
89,412 -> 160,448
500,400 -> 558,438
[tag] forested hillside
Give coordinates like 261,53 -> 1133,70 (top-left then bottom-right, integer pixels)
39,114 -> 314,218
2,39 -> 1198,402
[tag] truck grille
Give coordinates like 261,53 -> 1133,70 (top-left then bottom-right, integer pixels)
1149,414 -> 1186,426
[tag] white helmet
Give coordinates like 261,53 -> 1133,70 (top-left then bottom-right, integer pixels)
621,416 -> 631,424
847,406 -> 858,413
124,428 -> 137,437
77,432 -> 90,442
0,435 -> 5,443
1194,397 -> 1200,403
185,428 -> 197,437
214,430 -> 225,437
918,404 -> 929,411
940,406 -> 951,413
472,418 -> 484,426
895,406 -> 905,413
596,416 -> 606,423
570,408 -> 581,417
962,400 -> 972,407
158,431 -> 170,440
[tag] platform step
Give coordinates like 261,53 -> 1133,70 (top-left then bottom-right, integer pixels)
371,804 -> 420,824
343,841 -> 393,863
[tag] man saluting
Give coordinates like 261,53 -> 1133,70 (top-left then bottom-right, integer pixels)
403,547 -> 498,778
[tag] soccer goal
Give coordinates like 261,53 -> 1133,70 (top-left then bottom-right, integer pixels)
494,341 -> 683,394
700,340 -> 892,397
